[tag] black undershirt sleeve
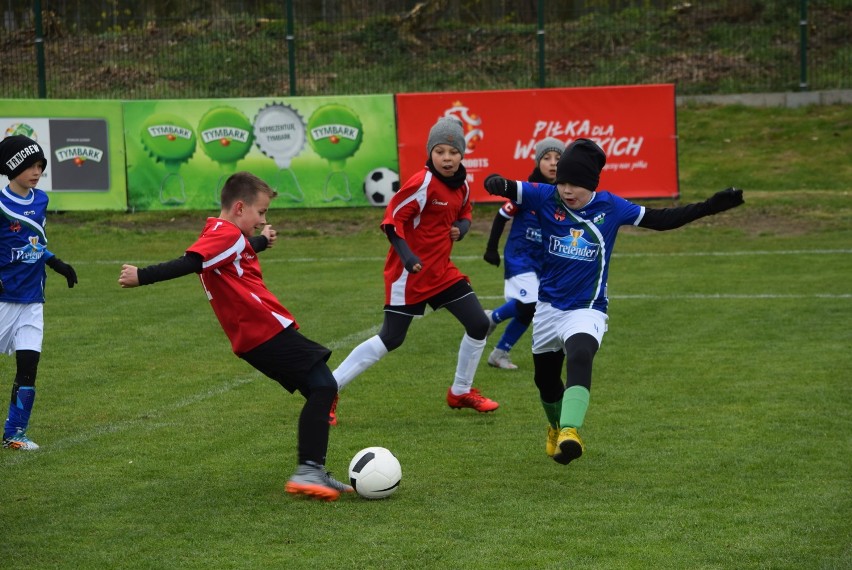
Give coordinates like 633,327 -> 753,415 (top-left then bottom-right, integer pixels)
137,252 -> 203,285
383,225 -> 420,272
453,218 -> 471,241
486,210 -> 509,251
248,235 -> 269,252
637,200 -> 713,231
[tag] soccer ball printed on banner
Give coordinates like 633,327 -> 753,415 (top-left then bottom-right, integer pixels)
363,167 -> 399,206
348,447 -> 402,499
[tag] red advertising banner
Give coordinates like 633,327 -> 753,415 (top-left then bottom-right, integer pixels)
395,84 -> 678,202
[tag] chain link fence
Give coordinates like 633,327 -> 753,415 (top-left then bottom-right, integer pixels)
0,0 -> 849,100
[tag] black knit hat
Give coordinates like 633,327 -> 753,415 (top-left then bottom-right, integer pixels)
555,138 -> 606,190
0,135 -> 47,181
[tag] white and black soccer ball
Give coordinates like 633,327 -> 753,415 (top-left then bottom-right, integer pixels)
363,167 -> 400,207
348,446 -> 402,499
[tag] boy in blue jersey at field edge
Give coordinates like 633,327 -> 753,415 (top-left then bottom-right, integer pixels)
482,137 -> 565,370
0,135 -> 78,451
483,138 -> 743,465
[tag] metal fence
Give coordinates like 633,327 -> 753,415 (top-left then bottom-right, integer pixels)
1,0 -> 850,100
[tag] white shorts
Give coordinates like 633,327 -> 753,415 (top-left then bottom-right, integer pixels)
504,271 -> 539,303
531,302 -> 607,354
0,302 -> 44,355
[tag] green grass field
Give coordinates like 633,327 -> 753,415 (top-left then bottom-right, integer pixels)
2,105 -> 851,569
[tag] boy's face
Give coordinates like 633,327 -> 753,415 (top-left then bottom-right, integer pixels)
430,144 -> 463,177
10,161 -> 45,193
556,182 -> 594,210
539,151 -> 560,183
232,192 -> 271,236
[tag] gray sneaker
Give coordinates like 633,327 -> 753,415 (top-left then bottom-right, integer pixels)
487,348 -> 518,370
2,429 -> 39,451
285,461 -> 354,501
484,310 -> 498,336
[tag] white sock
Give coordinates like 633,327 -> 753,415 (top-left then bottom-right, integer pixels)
450,334 -> 486,396
333,335 -> 388,389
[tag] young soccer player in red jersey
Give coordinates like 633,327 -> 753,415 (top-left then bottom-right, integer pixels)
118,171 -> 352,501
331,117 -> 499,423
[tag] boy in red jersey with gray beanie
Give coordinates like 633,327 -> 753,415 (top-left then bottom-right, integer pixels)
330,117 -> 498,423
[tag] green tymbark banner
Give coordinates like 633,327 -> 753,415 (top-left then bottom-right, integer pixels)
123,95 -> 399,210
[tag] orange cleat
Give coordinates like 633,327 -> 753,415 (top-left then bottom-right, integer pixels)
446,387 -> 499,413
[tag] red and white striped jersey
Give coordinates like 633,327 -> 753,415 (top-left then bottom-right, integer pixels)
381,168 -> 472,305
187,217 -> 297,354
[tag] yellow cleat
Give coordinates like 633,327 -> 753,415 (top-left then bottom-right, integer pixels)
546,426 -> 559,457
553,427 -> 585,465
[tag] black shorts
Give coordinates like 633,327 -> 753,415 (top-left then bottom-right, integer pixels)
383,278 -> 474,317
239,327 -> 332,393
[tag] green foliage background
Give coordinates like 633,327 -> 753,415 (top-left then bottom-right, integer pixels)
1,0 -> 850,98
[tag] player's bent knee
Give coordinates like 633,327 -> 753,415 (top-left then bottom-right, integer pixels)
378,332 -> 405,352
15,350 -> 40,386
564,333 -> 599,368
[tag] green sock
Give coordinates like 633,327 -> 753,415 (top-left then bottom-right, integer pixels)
540,398 -> 562,429
560,386 -> 590,428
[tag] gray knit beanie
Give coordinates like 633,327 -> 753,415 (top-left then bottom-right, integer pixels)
426,117 -> 465,155
534,137 -> 565,164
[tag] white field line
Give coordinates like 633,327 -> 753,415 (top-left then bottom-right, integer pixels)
99,248 -> 852,266
477,293 -> 852,300
0,375 -> 257,466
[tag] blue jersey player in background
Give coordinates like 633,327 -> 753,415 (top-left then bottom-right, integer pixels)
0,135 -> 77,450
483,137 -> 565,370
483,138 -> 743,466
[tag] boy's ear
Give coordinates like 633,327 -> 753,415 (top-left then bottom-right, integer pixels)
230,199 -> 245,216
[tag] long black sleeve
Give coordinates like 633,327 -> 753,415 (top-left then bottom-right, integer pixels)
637,201 -> 713,231
486,210 -> 509,251
248,235 -> 269,252
383,225 -> 420,272
137,252 -> 203,285
637,188 -> 744,231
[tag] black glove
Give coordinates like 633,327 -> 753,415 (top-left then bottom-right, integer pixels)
47,257 -> 78,288
484,174 -> 508,196
706,187 -> 744,214
0,277 -> 4,295
483,249 -> 501,267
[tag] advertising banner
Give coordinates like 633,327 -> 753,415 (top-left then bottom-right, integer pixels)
395,84 -> 678,202
123,95 -> 398,210
0,99 -> 128,210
